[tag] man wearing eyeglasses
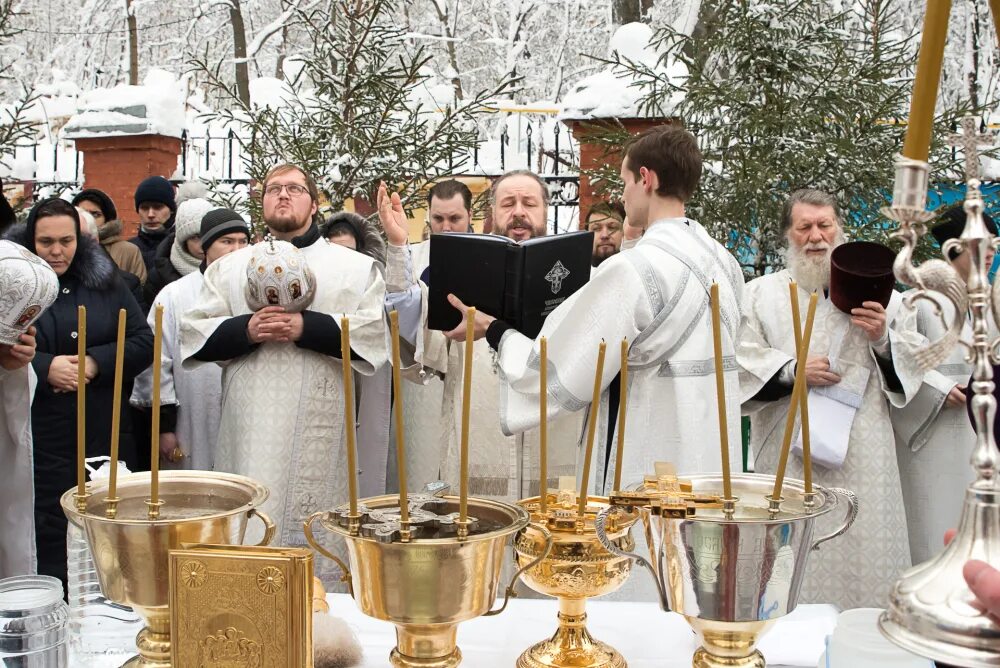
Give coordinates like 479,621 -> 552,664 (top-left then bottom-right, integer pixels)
180,163 -> 387,589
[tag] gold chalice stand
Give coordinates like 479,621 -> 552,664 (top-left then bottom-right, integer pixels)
513,492 -> 638,668
61,471 -> 275,667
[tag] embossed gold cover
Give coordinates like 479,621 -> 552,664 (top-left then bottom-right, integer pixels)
169,544 -> 313,668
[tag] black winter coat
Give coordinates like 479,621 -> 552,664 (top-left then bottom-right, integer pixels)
7,227 -> 153,586
129,217 -> 173,274
143,230 -> 182,307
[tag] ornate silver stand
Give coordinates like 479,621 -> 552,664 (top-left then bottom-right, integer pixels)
880,117 -> 1000,667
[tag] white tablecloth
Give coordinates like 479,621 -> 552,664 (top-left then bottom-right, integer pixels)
325,594 -> 837,667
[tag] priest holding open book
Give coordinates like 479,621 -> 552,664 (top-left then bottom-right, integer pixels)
445,125 -> 744,501
380,171 -> 584,503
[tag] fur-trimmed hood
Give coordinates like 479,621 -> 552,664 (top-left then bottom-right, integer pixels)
98,218 -> 124,243
4,223 -> 119,291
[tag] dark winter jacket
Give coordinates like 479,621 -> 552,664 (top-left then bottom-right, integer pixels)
143,229 -> 182,308
129,215 -> 174,274
6,224 -> 153,587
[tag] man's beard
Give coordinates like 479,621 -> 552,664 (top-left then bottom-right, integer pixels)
266,213 -> 310,234
592,246 -> 618,267
498,215 -> 544,240
784,230 -> 846,293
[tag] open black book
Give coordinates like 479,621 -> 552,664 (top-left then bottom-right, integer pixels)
427,231 -> 593,338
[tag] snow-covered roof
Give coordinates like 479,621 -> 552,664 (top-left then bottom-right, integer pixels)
63,68 -> 186,139
558,22 -> 685,122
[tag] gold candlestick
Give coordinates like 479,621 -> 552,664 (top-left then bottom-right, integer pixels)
578,341 -> 607,518
612,338 -> 628,493
389,310 -> 410,530
710,283 -> 733,502
902,0 -> 952,162
147,304 -> 164,520
105,309 -> 126,518
788,283 -> 813,495
459,308 -> 475,532
341,316 -> 359,524
75,305 -> 87,512
771,292 -> 818,503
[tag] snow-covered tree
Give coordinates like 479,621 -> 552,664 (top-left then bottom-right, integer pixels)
194,0 -> 511,224
591,0 -> 973,275
0,0 -> 38,169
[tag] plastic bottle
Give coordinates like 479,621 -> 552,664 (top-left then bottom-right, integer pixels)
66,458 -> 143,666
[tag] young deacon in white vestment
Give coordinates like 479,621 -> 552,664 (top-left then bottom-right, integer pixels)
131,209 -> 250,471
181,164 -> 387,589
446,126 -> 744,500
737,189 -> 925,609
380,173 -> 584,502
890,206 -> 994,565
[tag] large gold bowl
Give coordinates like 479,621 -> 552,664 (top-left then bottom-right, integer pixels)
306,493 -> 540,668
61,471 -> 275,667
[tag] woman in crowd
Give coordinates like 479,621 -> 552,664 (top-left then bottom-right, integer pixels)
6,198 -> 152,587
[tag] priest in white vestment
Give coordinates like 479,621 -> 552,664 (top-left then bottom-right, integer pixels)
446,127 -> 744,502
379,174 -> 583,502
891,207 -> 993,565
132,209 -> 250,471
181,165 -> 387,589
383,180 -> 473,492
0,332 -> 40,577
737,189 -> 925,609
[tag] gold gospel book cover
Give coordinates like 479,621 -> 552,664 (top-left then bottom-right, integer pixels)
169,544 -> 314,667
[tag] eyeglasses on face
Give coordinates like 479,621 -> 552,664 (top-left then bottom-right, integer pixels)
264,183 -> 309,197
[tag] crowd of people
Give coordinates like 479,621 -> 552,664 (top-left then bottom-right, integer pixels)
1,123 -> 999,615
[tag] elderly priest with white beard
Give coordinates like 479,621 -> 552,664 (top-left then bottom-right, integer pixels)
737,188 -> 926,610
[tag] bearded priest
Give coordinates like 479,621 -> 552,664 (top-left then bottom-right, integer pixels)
737,188 -> 925,609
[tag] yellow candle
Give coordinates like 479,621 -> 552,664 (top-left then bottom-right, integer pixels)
772,293 -> 819,501
388,310 -> 409,524
149,305 -> 163,512
459,308 -> 475,524
539,337 -> 548,514
902,0 -> 952,162
788,284 -> 813,494
710,283 -> 732,501
341,317 -> 359,517
612,338 -> 628,492
578,341 -> 607,518
76,306 -> 87,500
106,309 -> 126,510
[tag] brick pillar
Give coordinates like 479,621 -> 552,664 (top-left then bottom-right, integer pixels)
73,135 -> 182,238
566,117 -> 679,230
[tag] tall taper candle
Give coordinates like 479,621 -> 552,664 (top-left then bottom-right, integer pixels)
539,337 -> 548,515
612,338 -> 628,492
389,310 -> 409,524
459,308 -> 476,524
106,309 -> 127,514
76,305 -> 87,500
788,283 -> 813,494
710,283 -> 732,501
578,341 -> 607,518
341,317 -> 359,518
902,0 -> 952,162
772,292 -> 818,502
149,304 -> 164,513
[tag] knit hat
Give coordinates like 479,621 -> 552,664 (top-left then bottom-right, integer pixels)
134,176 -> 176,212
169,198 -> 215,276
200,208 -> 250,253
72,188 -> 118,222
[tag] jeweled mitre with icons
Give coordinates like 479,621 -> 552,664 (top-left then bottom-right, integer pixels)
245,237 -> 316,313
0,240 -> 58,345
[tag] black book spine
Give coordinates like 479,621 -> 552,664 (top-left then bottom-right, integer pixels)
503,244 -> 525,329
